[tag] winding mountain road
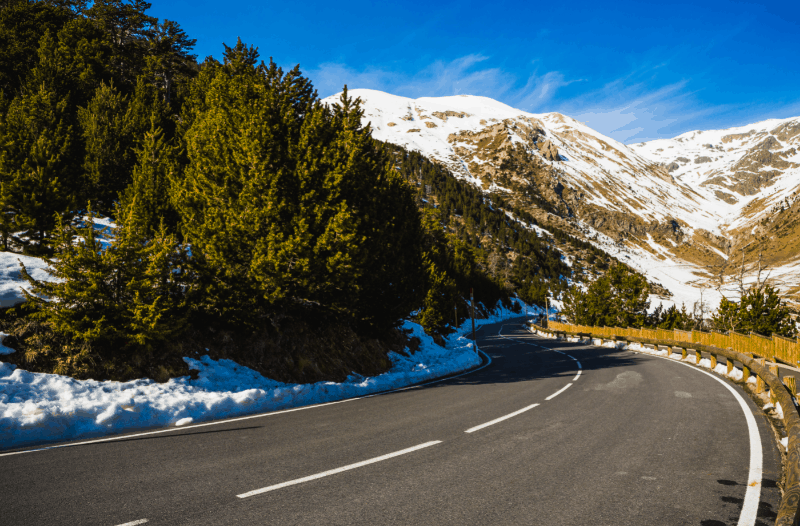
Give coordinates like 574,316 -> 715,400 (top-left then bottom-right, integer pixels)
0,319 -> 783,525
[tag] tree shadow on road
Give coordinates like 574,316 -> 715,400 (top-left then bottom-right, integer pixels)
407,321 -> 644,389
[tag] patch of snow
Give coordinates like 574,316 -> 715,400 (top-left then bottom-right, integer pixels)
0,252 -> 55,308
0,299 -> 536,450
0,333 -> 14,355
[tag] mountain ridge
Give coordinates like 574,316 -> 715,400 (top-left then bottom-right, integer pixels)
323,89 -> 800,310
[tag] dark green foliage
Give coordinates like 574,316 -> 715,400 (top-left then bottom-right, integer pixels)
117,115 -> 179,235
384,143 -> 569,289
0,0 -> 72,94
0,82 -> 78,251
78,78 -> 166,213
712,285 -> 797,338
143,19 -> 196,103
86,0 -> 155,84
655,303 -> 692,330
18,210 -> 187,379
562,262 -> 650,327
174,49 -> 425,333
78,81 -> 133,211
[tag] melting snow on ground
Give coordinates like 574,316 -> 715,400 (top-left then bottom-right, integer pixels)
0,300 -> 537,450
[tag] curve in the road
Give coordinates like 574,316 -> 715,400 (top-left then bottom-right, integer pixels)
0,320 -> 781,526
504,326 -> 767,526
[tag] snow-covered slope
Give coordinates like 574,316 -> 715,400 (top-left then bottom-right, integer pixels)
630,116 -> 800,232
326,89 -> 800,309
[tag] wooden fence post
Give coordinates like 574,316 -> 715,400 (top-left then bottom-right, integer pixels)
710,354 -> 717,369
757,375 -> 765,394
743,363 -> 751,382
769,365 -> 780,404
727,358 -> 734,375
693,349 -> 701,364
681,347 -> 687,360
784,376 -> 796,397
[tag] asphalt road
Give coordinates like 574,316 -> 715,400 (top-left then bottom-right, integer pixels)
0,319 -> 783,526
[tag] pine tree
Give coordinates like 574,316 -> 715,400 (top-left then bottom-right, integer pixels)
78,81 -> 133,211
713,285 -> 797,338
418,258 -> 459,337
118,115 -> 179,235
0,83 -> 77,252
562,263 -> 649,327
712,296 -> 741,333
144,18 -> 196,103
19,208 -> 187,379
87,0 -> 155,84
174,48 -> 424,332
0,0 -> 72,94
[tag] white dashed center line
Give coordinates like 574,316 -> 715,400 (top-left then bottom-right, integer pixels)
237,441 -> 443,498
545,383 -> 573,400
465,403 -> 540,433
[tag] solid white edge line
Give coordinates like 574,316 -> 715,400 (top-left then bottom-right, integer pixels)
115,520 -> 148,526
236,441 -> 443,498
464,403 -> 540,433
631,350 -> 762,526
545,383 -> 573,401
573,370 -> 581,381
1,350 -> 494,459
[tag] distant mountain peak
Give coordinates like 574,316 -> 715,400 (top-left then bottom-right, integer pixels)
324,89 -> 800,308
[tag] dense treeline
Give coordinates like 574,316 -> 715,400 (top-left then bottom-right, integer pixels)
386,145 -> 575,308
561,263 -> 797,338
0,0 -> 566,381
0,0 -> 195,252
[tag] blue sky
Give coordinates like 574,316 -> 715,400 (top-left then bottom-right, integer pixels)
150,0 -> 800,143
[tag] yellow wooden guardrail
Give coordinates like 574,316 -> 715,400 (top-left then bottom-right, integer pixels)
547,321 -> 800,366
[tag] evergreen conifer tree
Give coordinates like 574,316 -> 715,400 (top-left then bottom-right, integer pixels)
0,83 -> 77,251
144,18 -> 196,103
174,45 -> 424,332
20,208 -> 187,379
118,114 -> 179,235
78,81 -> 133,211
712,285 -> 797,338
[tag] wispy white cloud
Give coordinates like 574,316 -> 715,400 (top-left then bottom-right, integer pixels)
561,79 -> 726,143
306,54 -> 575,112
305,56 -> 800,144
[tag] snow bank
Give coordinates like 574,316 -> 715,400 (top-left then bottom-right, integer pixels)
0,299 -> 534,450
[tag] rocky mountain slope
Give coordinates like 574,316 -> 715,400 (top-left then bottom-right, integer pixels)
323,89 -> 800,310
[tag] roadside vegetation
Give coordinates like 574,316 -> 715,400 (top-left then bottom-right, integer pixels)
0,0 -> 563,383
561,262 -> 797,338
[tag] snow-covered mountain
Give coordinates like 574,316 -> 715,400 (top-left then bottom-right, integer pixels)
323,89 -> 800,309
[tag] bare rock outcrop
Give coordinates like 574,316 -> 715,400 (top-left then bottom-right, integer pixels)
538,139 -> 560,161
